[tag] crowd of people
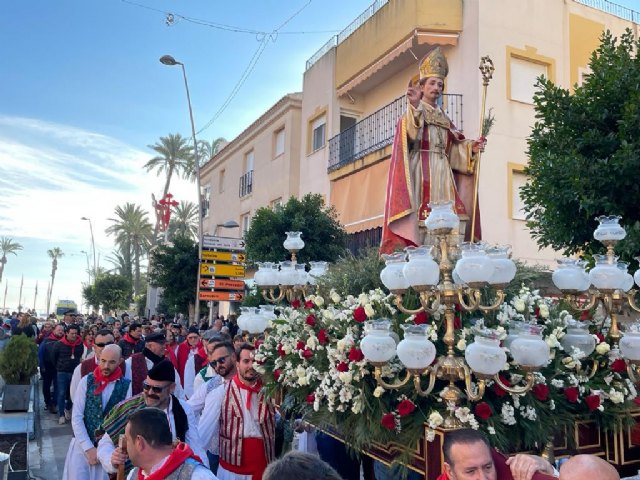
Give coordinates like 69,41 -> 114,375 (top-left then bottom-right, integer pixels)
0,308 -> 622,479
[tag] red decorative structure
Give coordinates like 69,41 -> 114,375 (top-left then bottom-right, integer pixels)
152,193 -> 179,232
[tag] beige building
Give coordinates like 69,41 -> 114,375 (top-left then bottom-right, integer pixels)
203,0 -> 638,265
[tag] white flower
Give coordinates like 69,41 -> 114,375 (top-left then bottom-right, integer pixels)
295,366 -> 306,378
596,342 -> 610,355
426,429 -> 436,442
314,296 -> 325,307
338,372 -> 353,384
358,293 -> 370,306
456,339 -> 467,351
330,290 -> 341,304
501,403 -> 517,425
428,411 -> 444,428
336,339 -> 346,352
322,309 -> 335,321
488,426 -> 496,435
373,386 -> 384,398
609,388 -> 625,404
306,336 -> 318,350
364,303 -> 375,318
514,299 -> 526,312
297,376 -> 308,386
538,304 -> 550,318
551,379 -> 564,388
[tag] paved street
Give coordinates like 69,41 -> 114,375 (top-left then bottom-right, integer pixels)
29,406 -> 73,480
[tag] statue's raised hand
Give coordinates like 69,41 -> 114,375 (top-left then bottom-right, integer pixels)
407,80 -> 423,108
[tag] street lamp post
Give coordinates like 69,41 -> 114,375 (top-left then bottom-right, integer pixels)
81,217 -> 96,282
80,250 -> 91,284
160,54 -> 204,326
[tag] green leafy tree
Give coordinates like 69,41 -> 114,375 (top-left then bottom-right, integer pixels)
244,194 -> 347,264
148,235 -> 198,315
145,133 -> 195,196
167,200 -> 198,241
0,236 -> 23,285
522,29 -> 640,262
82,273 -> 131,314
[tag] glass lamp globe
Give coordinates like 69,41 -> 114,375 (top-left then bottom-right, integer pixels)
403,246 -> 439,288
620,323 -> 640,361
589,255 -> 624,290
380,253 -> 409,291
560,319 -> 595,357
455,243 -> 495,285
486,246 -> 517,286
425,201 -> 460,233
396,325 -> 436,370
593,215 -> 626,242
552,259 -> 590,292
360,320 -> 397,364
245,309 -> 269,334
510,324 -> 550,368
465,328 -> 506,376
283,231 -> 305,252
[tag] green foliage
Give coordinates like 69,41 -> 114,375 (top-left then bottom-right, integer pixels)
523,29 -> 640,263
148,235 -> 198,314
83,273 -> 132,314
244,194 -> 347,265
316,247 -> 385,297
0,334 -> 38,384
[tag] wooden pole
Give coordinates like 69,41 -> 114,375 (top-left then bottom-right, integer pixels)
470,56 -> 495,242
116,434 -> 127,480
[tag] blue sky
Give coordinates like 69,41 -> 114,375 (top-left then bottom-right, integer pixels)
1,0 -> 639,313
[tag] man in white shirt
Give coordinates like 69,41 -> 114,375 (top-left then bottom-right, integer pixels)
62,344 -> 132,480
70,329 -> 117,400
124,407 -> 216,480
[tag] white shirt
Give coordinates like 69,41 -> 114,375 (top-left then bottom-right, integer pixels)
193,364 -> 215,393
70,357 -> 99,401
123,355 -> 186,400
183,351 -> 198,399
188,373 -> 223,418
126,455 -> 217,479
71,374 -> 132,453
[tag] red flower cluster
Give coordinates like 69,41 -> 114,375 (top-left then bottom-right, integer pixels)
304,300 -> 315,309
475,402 -> 492,420
296,341 -> 306,351
305,314 -> 316,327
611,359 -> 626,373
532,384 -> 549,402
564,386 -> 579,403
585,394 -> 601,412
353,306 -> 367,323
254,339 -> 263,349
306,393 -> 315,404
348,347 -> 365,362
291,299 -> 301,309
336,362 -> 349,372
302,348 -> 314,359
273,369 -> 281,381
493,376 -> 510,397
318,329 -> 328,345
381,413 -> 396,430
277,344 -> 286,358
595,332 -> 605,343
397,400 -> 416,417
414,311 -> 429,325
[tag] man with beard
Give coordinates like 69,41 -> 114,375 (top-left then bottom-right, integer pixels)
124,408 -> 216,480
177,326 -> 204,396
197,344 -> 275,480
53,324 -> 84,424
123,331 -> 185,398
97,359 -> 207,478
70,329 -> 122,400
62,344 -> 131,480
118,322 -> 144,359
195,341 -> 237,474
39,323 -> 64,413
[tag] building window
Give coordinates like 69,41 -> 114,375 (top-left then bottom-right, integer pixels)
239,151 -> 254,198
244,150 -> 254,173
274,129 -> 285,157
241,213 -> 251,237
218,169 -> 225,194
508,163 -> 528,221
311,114 -> 326,152
507,46 -> 554,105
270,197 -> 283,209
202,184 -> 211,218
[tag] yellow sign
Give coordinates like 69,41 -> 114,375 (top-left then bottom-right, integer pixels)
200,263 -> 245,277
201,251 -> 246,263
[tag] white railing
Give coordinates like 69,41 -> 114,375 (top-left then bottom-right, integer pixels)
574,0 -> 640,23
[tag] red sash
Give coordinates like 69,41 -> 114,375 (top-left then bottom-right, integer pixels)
219,438 -> 267,480
92,366 -> 123,394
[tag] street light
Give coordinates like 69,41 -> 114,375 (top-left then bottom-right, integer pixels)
213,220 -> 240,236
81,217 -> 96,282
161,54 -> 204,326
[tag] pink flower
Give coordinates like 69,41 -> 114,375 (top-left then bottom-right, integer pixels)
296,341 -> 306,351
273,369 -> 281,381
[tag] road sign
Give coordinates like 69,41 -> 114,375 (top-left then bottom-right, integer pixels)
199,291 -> 244,301
200,263 -> 245,277
200,251 -> 246,262
199,278 -> 245,290
202,235 -> 246,251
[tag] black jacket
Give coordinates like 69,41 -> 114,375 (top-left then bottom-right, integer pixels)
52,341 -> 83,373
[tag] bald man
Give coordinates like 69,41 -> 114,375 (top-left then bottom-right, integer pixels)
559,455 -> 619,480
62,344 -> 132,480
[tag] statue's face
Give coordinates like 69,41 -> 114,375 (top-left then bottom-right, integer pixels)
421,76 -> 444,103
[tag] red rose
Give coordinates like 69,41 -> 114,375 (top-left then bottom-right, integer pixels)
306,393 -> 315,404
564,386 -> 579,403
336,362 -> 349,372
474,402 -> 492,420
532,384 -> 549,402
595,333 -> 605,343
254,339 -> 263,348
303,348 -> 314,359
414,311 -> 428,325
348,347 -> 365,362
454,315 -> 462,330
291,299 -> 301,309
397,399 -> 416,417
318,329 -> 328,345
273,369 -> 281,381
580,310 -> 591,320
277,344 -> 286,358
493,376 -> 510,397
296,341 -> 306,351
381,413 -> 396,430
611,359 -> 626,373
585,394 -> 601,412
305,314 -> 317,327
353,306 -> 367,323
304,300 -> 314,309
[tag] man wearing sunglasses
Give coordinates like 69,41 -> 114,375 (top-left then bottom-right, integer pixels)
70,329 -> 122,400
97,359 -> 208,478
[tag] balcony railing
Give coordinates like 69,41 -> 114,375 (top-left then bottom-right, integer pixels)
328,93 -> 463,172
239,170 -> 253,198
574,0 -> 640,23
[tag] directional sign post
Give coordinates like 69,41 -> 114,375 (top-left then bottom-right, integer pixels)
199,278 -> 246,290
199,291 -> 245,302
201,251 -> 246,262
200,264 -> 245,277
202,235 -> 246,251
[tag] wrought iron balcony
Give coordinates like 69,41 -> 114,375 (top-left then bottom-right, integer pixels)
239,170 -> 253,198
328,93 -> 462,173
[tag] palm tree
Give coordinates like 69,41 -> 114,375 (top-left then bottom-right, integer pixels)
197,137 -> 227,166
0,237 -> 23,285
145,133 -> 194,197
168,201 -> 199,240
106,203 -> 153,298
46,247 -> 64,316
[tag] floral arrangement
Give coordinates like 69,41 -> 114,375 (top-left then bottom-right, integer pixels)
255,284 -> 639,454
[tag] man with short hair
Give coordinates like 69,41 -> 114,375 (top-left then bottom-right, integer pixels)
559,455 -> 618,480
40,323 -> 64,412
118,322 -> 144,359
439,428 -> 556,480
62,344 -> 131,480
53,324 -> 84,424
263,451 -> 342,480
97,359 -> 207,478
193,332 -> 229,393
177,326 -> 204,396
124,408 -> 216,480
70,329 -> 119,400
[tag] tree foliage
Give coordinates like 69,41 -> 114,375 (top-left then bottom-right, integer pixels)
522,29 -> 640,263
147,235 -> 198,314
83,273 -> 132,314
244,194 -> 347,265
